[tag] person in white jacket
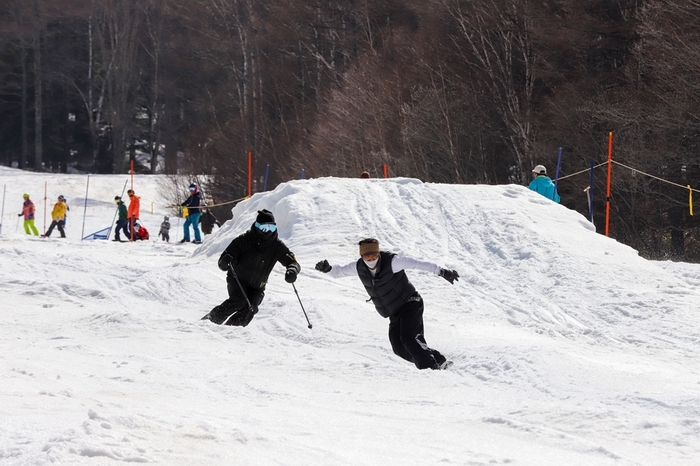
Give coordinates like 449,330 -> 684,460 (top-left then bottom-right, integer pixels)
315,238 -> 459,370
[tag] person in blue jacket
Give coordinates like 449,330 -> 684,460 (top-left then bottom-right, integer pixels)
529,165 -> 560,203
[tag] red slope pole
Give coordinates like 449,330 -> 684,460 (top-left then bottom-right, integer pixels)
130,160 -> 135,241
605,132 -> 613,237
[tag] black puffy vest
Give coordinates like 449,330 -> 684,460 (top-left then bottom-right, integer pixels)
356,251 -> 417,318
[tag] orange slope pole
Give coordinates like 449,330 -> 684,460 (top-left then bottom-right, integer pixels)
605,132 -> 613,237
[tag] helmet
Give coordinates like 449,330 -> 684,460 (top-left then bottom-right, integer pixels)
532,165 -> 547,175
23,193 -> 29,198
189,183 -> 198,193
114,196 -> 121,201
164,215 -> 169,220
58,195 -> 66,201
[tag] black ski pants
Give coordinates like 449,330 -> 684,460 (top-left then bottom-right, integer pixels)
114,220 -> 130,241
388,295 -> 446,370
45,220 -> 65,238
208,276 -> 264,326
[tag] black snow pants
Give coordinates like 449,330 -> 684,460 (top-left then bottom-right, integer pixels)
207,276 -> 265,326
387,294 -> 446,370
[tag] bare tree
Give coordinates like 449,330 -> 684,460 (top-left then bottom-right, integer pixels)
444,0 -> 539,183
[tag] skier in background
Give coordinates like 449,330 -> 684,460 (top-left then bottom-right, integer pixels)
180,183 -> 202,244
18,193 -> 39,236
528,165 -> 560,203
200,208 -> 221,235
159,215 -> 171,242
133,221 -> 150,241
315,238 -> 458,370
113,196 -> 130,242
43,195 -> 67,238
127,189 -> 140,240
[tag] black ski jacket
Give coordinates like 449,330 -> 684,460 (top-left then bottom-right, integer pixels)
356,251 -> 417,318
220,225 -> 299,290
181,192 -> 201,214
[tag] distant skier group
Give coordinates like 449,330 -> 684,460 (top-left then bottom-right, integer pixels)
16,182 -> 220,243
109,183 -> 219,243
18,193 -> 69,238
112,189 -> 149,241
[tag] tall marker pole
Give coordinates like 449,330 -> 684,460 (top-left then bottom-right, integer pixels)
605,132 -> 613,237
43,181 -> 48,235
81,175 -> 90,240
589,160 -> 595,223
247,151 -> 253,197
0,184 -> 6,235
130,160 -> 135,241
554,147 -> 563,192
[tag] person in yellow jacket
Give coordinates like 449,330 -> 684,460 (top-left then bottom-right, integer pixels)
43,195 -> 67,238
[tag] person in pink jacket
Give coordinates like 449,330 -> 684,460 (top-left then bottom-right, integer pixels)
18,193 -> 39,236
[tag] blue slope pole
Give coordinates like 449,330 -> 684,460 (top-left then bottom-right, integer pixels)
554,147 -> 563,192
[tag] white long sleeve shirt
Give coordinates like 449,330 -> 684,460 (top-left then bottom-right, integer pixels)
328,255 -> 441,279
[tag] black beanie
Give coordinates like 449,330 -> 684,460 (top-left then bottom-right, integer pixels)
256,209 -> 275,224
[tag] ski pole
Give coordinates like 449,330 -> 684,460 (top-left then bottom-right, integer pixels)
292,282 -> 312,329
222,263 -> 254,325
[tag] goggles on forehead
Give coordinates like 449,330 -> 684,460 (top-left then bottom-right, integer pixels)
255,222 -> 277,233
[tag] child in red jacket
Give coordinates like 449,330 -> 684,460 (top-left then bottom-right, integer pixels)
134,222 -> 150,241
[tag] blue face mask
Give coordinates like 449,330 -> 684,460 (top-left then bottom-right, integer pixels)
255,222 -> 277,233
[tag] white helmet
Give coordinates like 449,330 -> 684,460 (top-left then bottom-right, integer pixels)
532,165 -> 547,175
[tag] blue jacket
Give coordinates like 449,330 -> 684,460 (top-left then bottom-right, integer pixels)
529,175 -> 560,203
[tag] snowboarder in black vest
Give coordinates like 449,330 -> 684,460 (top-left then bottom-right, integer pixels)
315,238 -> 459,370
205,209 -> 301,326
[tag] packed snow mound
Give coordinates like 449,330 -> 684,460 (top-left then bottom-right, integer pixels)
198,177 -> 696,352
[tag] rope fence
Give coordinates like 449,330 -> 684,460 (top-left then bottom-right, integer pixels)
556,156 -> 697,222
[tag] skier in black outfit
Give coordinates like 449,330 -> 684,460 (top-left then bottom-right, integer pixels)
200,208 -> 221,235
205,209 -> 301,326
315,238 -> 459,370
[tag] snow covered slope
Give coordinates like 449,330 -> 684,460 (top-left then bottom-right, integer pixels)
1,168 -> 699,465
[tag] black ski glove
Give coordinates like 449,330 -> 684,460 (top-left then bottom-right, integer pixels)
439,268 -> 459,284
315,260 -> 332,273
218,253 -> 235,271
285,265 -> 299,283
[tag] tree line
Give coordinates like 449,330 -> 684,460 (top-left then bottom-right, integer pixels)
1,0 -> 699,260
